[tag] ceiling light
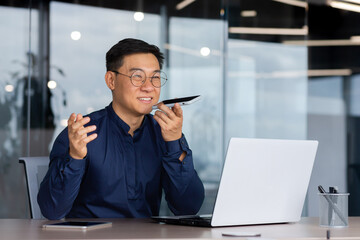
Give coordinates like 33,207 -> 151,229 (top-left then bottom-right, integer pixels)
200,47 -> 211,56
328,0 -> 360,13
176,0 -> 196,10
350,36 -> 360,42
308,69 -> 352,77
229,26 -> 308,35
60,119 -> 68,127
241,10 -> 257,17
5,84 -> 14,92
70,31 -> 81,41
228,69 -> 352,78
343,0 -> 360,4
134,12 -> 144,21
272,0 -> 308,8
283,39 -> 360,46
47,80 -> 57,89
220,8 -> 225,16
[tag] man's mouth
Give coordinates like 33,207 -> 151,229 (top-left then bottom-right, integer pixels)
138,97 -> 153,103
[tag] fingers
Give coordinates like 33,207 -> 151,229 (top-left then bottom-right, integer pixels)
68,113 -> 76,123
156,103 -> 183,119
154,109 -> 170,124
77,125 -> 97,136
83,132 -> 98,144
172,103 -> 183,117
154,103 -> 183,125
68,113 -> 90,129
68,113 -> 96,136
153,112 -> 167,126
153,103 -> 183,142
68,113 -> 97,159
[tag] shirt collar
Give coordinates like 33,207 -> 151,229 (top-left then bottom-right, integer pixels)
106,103 -> 131,134
106,102 -> 149,136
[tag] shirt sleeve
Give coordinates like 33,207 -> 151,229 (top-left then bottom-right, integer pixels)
37,128 -> 87,220
161,134 -> 205,215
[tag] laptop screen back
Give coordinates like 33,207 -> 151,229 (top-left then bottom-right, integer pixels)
211,138 -> 318,227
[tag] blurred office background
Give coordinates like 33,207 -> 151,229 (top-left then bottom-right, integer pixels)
0,0 -> 360,218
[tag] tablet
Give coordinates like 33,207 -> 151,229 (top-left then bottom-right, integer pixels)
42,221 -> 112,230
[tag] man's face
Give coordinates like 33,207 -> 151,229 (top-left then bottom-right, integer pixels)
109,53 -> 161,118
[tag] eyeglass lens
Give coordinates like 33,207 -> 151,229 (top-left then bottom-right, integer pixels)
131,70 -> 167,88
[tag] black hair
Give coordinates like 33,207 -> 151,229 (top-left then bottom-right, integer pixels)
106,38 -> 164,71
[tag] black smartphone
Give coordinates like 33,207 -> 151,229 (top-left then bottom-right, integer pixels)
152,95 -> 201,110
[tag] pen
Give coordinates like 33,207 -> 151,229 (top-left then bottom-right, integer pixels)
318,185 -> 347,225
326,229 -> 330,239
328,187 -> 338,225
329,187 -> 338,194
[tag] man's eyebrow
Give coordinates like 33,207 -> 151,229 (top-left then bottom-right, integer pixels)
129,68 -> 161,73
129,67 -> 143,72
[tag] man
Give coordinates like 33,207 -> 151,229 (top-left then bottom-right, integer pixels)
37,38 -> 204,220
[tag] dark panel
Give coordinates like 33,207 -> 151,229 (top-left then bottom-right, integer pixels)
348,117 -> 360,216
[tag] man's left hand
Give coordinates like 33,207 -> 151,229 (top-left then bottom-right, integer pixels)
153,103 -> 183,142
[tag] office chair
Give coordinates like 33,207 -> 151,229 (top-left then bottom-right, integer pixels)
19,156 -> 49,219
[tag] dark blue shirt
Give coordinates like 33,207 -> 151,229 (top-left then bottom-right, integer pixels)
37,104 -> 204,220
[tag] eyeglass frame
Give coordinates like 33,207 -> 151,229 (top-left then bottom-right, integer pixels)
110,69 -> 167,88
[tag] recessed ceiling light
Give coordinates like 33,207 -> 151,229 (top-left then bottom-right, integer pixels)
350,36 -> 360,42
283,38 -> 360,46
343,0 -> 360,4
308,69 -> 352,77
5,84 -> 14,92
60,119 -> 68,127
70,31 -> 81,41
176,0 -> 196,10
134,12 -> 144,21
329,0 -> 360,13
200,47 -> 211,56
47,80 -> 57,89
229,26 -> 308,35
241,10 -> 257,17
272,0 -> 307,8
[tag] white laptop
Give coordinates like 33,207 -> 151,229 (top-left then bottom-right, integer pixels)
152,137 -> 318,227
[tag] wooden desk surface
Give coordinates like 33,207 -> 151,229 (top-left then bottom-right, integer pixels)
1,217 -> 360,240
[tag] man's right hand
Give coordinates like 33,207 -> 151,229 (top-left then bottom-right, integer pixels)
68,113 -> 98,159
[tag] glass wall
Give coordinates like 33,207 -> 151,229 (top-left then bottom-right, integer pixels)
0,3 -> 32,218
226,40 -> 307,140
225,0 -> 309,213
307,76 -> 347,216
168,17 -> 224,213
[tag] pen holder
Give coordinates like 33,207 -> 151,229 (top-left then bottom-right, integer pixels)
318,193 -> 349,228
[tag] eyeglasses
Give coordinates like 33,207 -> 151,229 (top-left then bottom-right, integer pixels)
111,69 -> 167,88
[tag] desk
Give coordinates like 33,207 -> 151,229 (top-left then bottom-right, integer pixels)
1,217 -> 360,240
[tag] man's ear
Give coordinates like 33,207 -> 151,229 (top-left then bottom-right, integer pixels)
105,71 -> 115,90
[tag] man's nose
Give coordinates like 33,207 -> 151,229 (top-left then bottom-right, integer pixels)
140,77 -> 155,91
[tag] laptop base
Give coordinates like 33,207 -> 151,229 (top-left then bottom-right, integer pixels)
151,215 -> 212,227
